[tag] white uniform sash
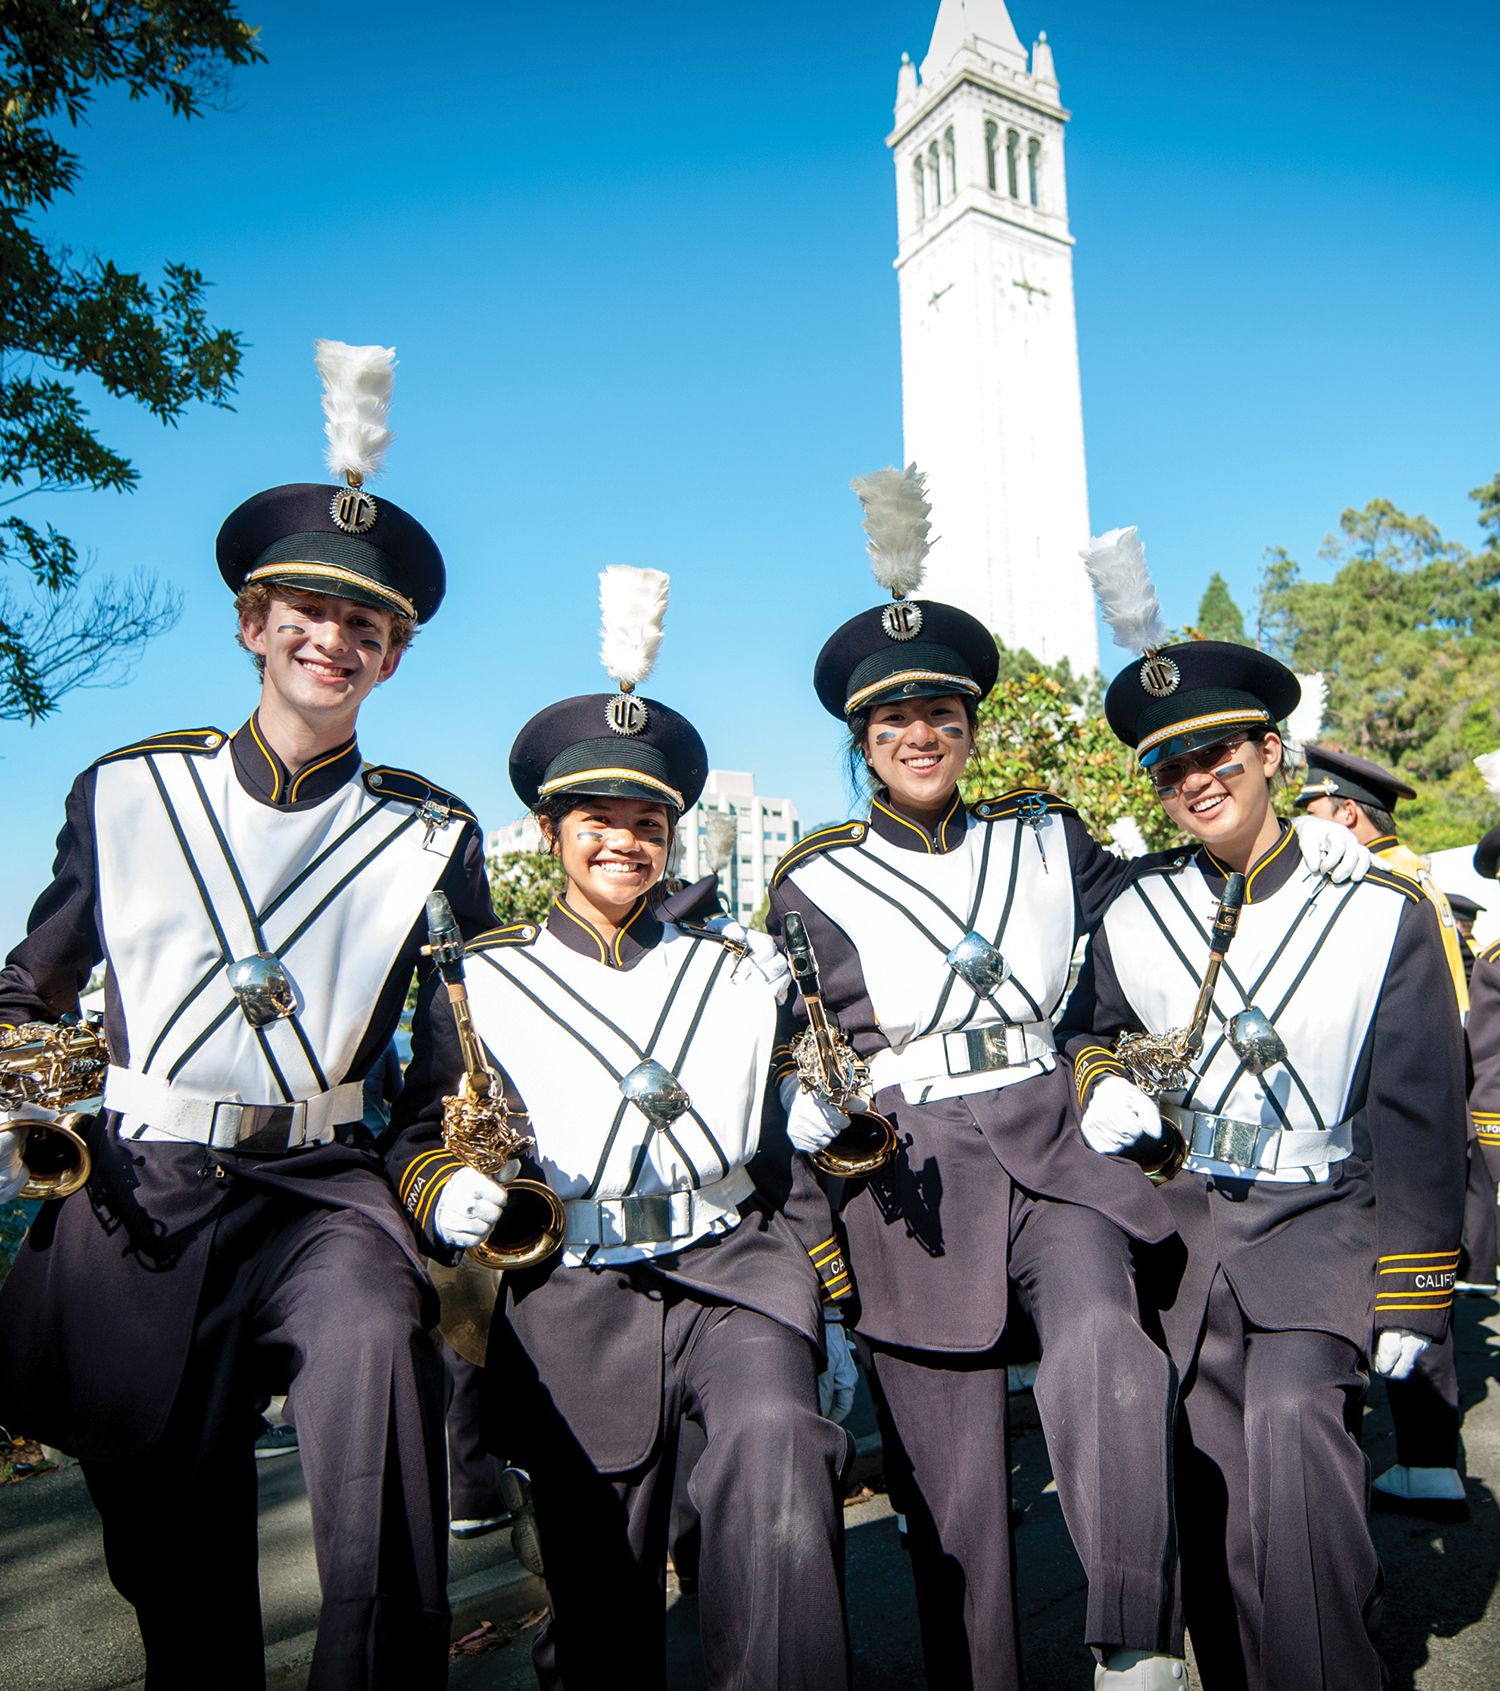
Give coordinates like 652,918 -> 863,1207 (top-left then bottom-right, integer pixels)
94,745 -> 463,1135
1101,859 -> 1406,1183
466,926 -> 776,1265
783,813 -> 1075,1101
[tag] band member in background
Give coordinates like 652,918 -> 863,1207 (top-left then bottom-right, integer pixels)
0,344 -> 492,1691
765,481 -> 1368,1691
389,567 -> 853,1691
1058,551 -> 1467,1691
1295,744 -> 1477,1520
1446,891 -> 1482,985
1462,825 -> 1500,1297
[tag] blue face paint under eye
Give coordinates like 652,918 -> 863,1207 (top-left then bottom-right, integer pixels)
358,638 -> 384,652
277,624 -> 305,634
874,731 -> 899,744
938,725 -> 966,738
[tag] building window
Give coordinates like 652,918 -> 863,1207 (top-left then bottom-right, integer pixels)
943,126 -> 956,199
928,140 -> 942,207
984,120 -> 998,190
1005,129 -> 1020,199
1028,137 -> 1041,207
912,156 -> 927,221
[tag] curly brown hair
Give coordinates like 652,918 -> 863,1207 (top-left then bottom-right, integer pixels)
234,580 -> 415,677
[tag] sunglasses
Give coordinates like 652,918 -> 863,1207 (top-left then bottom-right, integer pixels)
1149,738 -> 1250,798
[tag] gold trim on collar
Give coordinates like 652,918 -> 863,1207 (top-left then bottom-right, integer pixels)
246,561 -> 417,621
550,896 -> 608,964
872,796 -> 938,853
288,737 -> 358,801
1202,823 -> 1293,902
247,714 -> 283,802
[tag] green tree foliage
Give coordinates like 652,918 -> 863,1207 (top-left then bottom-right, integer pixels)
1257,481 -> 1500,851
959,648 -> 1183,851
487,850 -> 566,925
1193,572 -> 1249,645
0,2 -> 263,720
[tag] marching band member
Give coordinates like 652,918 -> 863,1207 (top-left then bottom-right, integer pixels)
1058,535 -> 1467,1691
1464,818 -> 1500,1299
0,344 -> 490,1690
765,475 -> 1367,1691
1295,744 -> 1476,1521
389,567 -> 853,1691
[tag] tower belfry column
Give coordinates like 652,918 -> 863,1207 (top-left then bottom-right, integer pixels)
889,1 -> 1098,677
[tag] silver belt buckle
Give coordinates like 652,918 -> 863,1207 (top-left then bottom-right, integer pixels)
623,1192 -> 679,1243
1192,1113 -> 1270,1170
211,1100 -> 307,1153
945,1026 -> 1026,1077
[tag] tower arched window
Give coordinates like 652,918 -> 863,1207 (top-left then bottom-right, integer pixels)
928,140 -> 942,207
1028,137 -> 1041,207
912,155 -> 927,222
943,127 -> 957,200
984,120 -> 998,191
1005,129 -> 1020,199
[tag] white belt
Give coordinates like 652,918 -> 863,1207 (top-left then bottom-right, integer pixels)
1164,1106 -> 1353,1175
104,1065 -> 363,1152
563,1165 -> 755,1247
872,1020 -> 1056,1090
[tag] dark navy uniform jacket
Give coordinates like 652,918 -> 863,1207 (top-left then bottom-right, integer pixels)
0,718 -> 492,1460
1057,831 -> 1467,1354
766,787 -> 1175,1355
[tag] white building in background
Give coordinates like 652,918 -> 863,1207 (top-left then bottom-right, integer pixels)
487,771 -> 800,926
677,772 -> 800,925
890,0 -> 1098,678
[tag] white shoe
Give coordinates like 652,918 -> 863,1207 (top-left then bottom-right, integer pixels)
1095,1651 -> 1187,1691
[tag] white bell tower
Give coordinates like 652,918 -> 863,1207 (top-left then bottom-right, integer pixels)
889,1 -> 1097,677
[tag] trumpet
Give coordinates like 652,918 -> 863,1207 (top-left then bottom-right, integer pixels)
0,1013 -> 109,1201
1113,872 -> 1247,1183
782,911 -> 898,1178
423,894 -> 566,1270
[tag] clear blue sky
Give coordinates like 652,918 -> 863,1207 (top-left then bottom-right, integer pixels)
3,0 -> 1497,942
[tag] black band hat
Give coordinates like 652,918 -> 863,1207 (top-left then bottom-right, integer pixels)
1081,526 -> 1299,767
1294,745 -> 1415,814
510,694 -> 707,815
816,464 -> 999,721
1476,827 -> 1500,882
510,567 -> 706,817
217,342 -> 445,625
1446,891 -> 1485,920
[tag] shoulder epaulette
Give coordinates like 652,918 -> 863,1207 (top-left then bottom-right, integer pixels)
1132,848 -> 1197,881
362,765 -> 476,824
1363,865 -> 1423,905
969,788 -> 1079,822
95,727 -> 227,765
1479,938 -> 1500,966
466,920 -> 541,953
770,820 -> 868,889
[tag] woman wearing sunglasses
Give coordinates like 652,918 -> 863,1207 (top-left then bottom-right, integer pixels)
766,479 -> 1366,1691
1058,536 -> 1467,1691
389,569 -> 852,1691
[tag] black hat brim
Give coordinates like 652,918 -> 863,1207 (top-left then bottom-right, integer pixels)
814,601 -> 999,721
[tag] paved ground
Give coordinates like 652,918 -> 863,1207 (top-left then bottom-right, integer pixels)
3,1298 -> 1498,1690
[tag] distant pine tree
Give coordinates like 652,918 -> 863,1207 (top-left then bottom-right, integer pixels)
1197,573 -> 1250,644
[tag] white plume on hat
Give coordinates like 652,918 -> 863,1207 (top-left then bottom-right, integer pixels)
1079,527 -> 1169,655
599,566 -> 670,692
851,464 -> 932,598
1285,673 -> 1327,754
704,811 -> 738,875
315,340 -> 396,484
1475,749 -> 1500,801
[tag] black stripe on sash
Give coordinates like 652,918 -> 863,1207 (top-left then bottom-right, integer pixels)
916,823 -> 1000,1039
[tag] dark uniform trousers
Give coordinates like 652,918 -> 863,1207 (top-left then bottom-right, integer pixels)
1163,1175 -> 1383,1691
863,1186 -> 1179,1691
443,1341 -> 505,1522
497,1288 -> 850,1691
79,1193 -> 450,1691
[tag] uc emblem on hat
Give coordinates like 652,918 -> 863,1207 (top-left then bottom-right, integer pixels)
329,485 -> 378,535
606,692 -> 649,736
882,602 -> 923,642
1139,652 -> 1181,698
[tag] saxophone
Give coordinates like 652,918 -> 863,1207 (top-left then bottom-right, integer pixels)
0,1013 -> 109,1200
423,894 -> 566,1269
1113,871 -> 1247,1183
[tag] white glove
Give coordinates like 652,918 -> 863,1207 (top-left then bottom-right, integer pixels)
1080,1075 -> 1162,1155
1373,1328 -> 1430,1380
778,1075 -> 850,1154
433,1167 -> 509,1250
818,1315 -> 858,1424
0,1123 -> 28,1204
1291,816 -> 1371,885
706,918 -> 792,1003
